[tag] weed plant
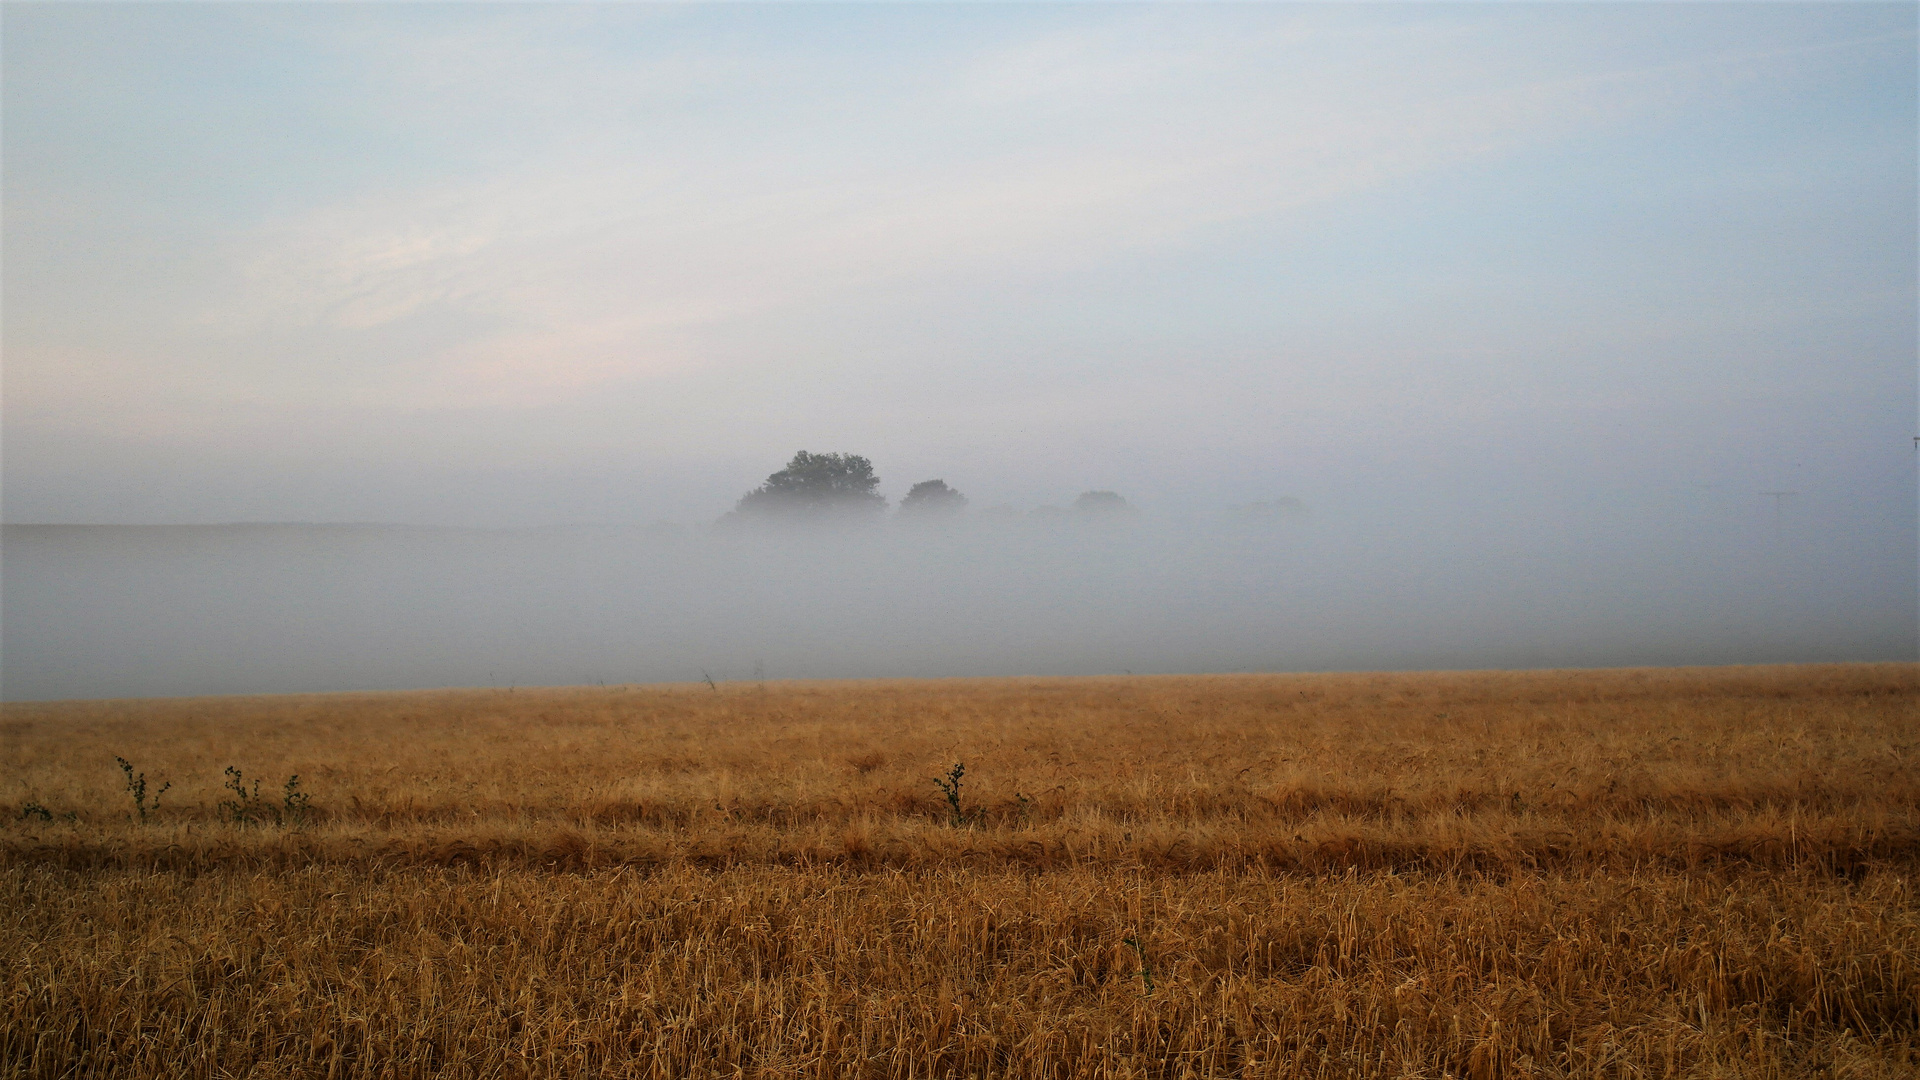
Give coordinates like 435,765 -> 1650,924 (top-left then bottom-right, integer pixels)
218,766 -> 267,825
1123,935 -> 1155,995
281,774 -> 313,828
932,761 -> 969,826
217,767 -> 314,828
113,756 -> 168,823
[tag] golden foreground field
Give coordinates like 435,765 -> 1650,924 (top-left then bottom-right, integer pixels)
3,664 -> 1916,1078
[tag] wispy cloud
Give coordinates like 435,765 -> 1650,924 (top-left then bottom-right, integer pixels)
189,8 -> 1769,409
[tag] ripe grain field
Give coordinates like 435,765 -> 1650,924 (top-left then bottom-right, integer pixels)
2,664 -> 1916,1078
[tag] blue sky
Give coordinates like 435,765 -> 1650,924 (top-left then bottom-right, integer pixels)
3,2 -> 1914,526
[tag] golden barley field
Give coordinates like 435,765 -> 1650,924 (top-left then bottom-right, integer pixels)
3,664 -> 1917,1078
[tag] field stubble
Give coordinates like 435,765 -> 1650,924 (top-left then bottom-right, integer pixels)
2,664 -> 1916,1077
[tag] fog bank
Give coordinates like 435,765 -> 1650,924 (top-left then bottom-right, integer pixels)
4,493 -> 1909,701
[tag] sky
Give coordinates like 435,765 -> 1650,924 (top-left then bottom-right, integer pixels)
3,2 -> 1915,527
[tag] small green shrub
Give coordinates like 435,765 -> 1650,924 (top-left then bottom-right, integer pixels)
282,774 -> 313,828
932,762 -> 969,827
220,767 -> 314,828
115,757 -> 170,823
18,801 -> 53,823
219,766 -> 269,825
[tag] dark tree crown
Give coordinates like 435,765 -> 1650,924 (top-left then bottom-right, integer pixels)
734,451 -> 886,517
1073,490 -> 1133,514
899,479 -> 968,515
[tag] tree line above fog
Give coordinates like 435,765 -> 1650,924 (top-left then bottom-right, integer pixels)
718,450 -> 1160,526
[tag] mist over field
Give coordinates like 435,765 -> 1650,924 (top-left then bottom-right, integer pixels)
4,4 -> 1916,701
4,473 -> 1908,701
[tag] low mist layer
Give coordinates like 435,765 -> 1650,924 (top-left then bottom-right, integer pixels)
3,493 -> 1908,700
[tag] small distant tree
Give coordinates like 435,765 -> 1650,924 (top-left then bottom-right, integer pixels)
1073,490 -> 1134,516
898,479 -> 968,517
728,451 -> 887,521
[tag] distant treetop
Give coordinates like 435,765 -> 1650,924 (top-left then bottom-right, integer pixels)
1072,490 -> 1134,515
898,479 -> 968,516
730,451 -> 886,521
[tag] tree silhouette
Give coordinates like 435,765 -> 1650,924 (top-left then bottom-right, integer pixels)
730,451 -> 886,521
1073,490 -> 1134,516
898,479 -> 968,517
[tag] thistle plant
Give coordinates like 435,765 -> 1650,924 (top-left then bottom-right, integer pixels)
282,774 -> 313,828
219,767 -> 313,827
219,766 -> 264,825
933,762 -> 969,827
115,757 -> 170,823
